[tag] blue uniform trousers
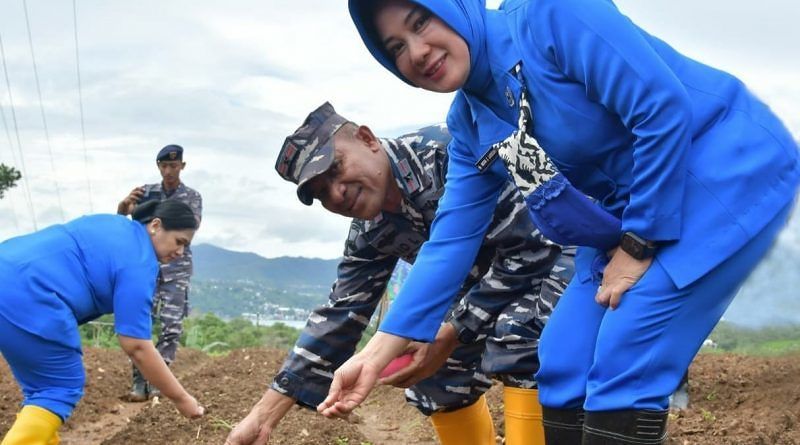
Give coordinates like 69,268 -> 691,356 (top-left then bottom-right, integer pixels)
0,316 -> 84,420
537,202 -> 793,411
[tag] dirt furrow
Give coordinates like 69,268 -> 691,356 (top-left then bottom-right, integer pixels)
58,348 -> 211,445
4,348 -> 800,444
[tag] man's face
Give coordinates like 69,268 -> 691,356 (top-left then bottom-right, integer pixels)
158,160 -> 185,188
304,129 -> 392,219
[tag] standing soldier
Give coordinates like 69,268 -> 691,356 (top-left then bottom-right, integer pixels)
117,144 -> 202,401
225,102 -> 572,445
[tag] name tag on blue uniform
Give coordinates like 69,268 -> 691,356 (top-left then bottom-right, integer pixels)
475,146 -> 499,172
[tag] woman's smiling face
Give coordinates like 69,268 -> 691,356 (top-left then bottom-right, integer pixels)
373,0 -> 470,93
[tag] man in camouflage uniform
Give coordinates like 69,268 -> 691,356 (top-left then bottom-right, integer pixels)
225,102 -> 573,445
116,144 -> 202,401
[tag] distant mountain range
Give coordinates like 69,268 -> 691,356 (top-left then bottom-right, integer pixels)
724,241 -> 800,328
191,239 -> 800,327
192,243 -> 339,288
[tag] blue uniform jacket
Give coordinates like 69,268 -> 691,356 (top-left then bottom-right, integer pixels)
351,0 -> 800,341
0,214 -> 159,350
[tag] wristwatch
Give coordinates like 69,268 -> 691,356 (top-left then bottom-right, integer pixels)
448,305 -> 479,344
450,320 -> 479,344
620,231 -> 657,260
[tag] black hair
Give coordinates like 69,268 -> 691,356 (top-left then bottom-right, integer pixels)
360,0 -> 431,64
362,1 -> 386,58
131,200 -> 198,231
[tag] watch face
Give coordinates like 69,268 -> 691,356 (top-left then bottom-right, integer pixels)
622,233 -> 644,259
621,232 -> 657,259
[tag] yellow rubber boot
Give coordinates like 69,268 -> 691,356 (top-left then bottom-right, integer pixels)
503,387 -> 544,445
1,405 -> 62,445
430,395 -> 496,445
46,432 -> 60,445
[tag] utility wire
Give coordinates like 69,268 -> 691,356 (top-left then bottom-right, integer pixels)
73,0 -> 93,212
0,102 -> 22,231
0,94 -> 20,170
23,0 -> 65,221
0,32 -> 37,230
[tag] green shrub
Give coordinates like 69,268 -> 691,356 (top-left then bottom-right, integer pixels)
706,321 -> 800,356
80,312 -> 301,353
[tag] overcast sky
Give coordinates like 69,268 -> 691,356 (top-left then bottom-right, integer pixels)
0,0 -> 798,259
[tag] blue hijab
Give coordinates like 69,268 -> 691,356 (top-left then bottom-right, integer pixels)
349,0 -> 493,94
350,0 -> 623,250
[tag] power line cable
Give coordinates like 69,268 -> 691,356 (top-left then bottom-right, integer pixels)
0,101 -> 22,231
0,32 -> 38,230
22,0 -> 65,221
0,94 -> 20,168
73,0 -> 93,212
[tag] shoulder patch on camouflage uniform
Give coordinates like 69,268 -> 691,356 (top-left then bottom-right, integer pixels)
397,158 -> 421,194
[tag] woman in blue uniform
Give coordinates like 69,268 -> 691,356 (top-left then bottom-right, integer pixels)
318,0 -> 800,443
0,200 -> 204,445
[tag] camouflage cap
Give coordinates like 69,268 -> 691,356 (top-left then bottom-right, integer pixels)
275,102 -> 350,205
157,144 -> 183,162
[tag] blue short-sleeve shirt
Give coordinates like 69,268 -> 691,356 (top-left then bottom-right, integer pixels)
0,214 -> 159,349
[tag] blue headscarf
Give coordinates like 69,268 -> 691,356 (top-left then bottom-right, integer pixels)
349,0 -> 493,94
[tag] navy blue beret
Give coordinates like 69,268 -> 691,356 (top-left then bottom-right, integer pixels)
157,144 -> 183,162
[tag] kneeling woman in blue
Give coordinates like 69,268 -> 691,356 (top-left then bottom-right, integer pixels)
317,0 -> 800,443
0,200 -> 204,445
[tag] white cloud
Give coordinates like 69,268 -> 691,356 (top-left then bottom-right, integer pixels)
0,0 -> 798,260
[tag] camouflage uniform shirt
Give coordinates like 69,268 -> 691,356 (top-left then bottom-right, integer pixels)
138,182 -> 202,364
272,125 -> 568,411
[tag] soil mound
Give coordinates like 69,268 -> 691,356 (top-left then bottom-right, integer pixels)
2,348 -> 798,444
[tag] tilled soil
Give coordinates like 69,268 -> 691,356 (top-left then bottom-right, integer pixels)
0,348 -> 208,443
666,354 -> 800,445
99,349 -> 366,445
1,348 -> 798,444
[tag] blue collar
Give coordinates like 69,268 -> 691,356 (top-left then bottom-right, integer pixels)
461,10 -> 524,148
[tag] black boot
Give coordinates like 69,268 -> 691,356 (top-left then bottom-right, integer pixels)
582,410 -> 669,445
543,407 -> 585,444
147,360 -> 171,398
147,383 -> 161,398
129,365 -> 149,402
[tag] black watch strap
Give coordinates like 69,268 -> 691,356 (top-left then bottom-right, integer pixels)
448,312 -> 479,344
620,231 -> 657,260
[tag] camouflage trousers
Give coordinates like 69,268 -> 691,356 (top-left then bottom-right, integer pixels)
152,279 -> 190,364
406,292 -> 556,416
406,249 -> 572,416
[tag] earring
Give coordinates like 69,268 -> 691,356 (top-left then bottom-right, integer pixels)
151,230 -> 156,235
